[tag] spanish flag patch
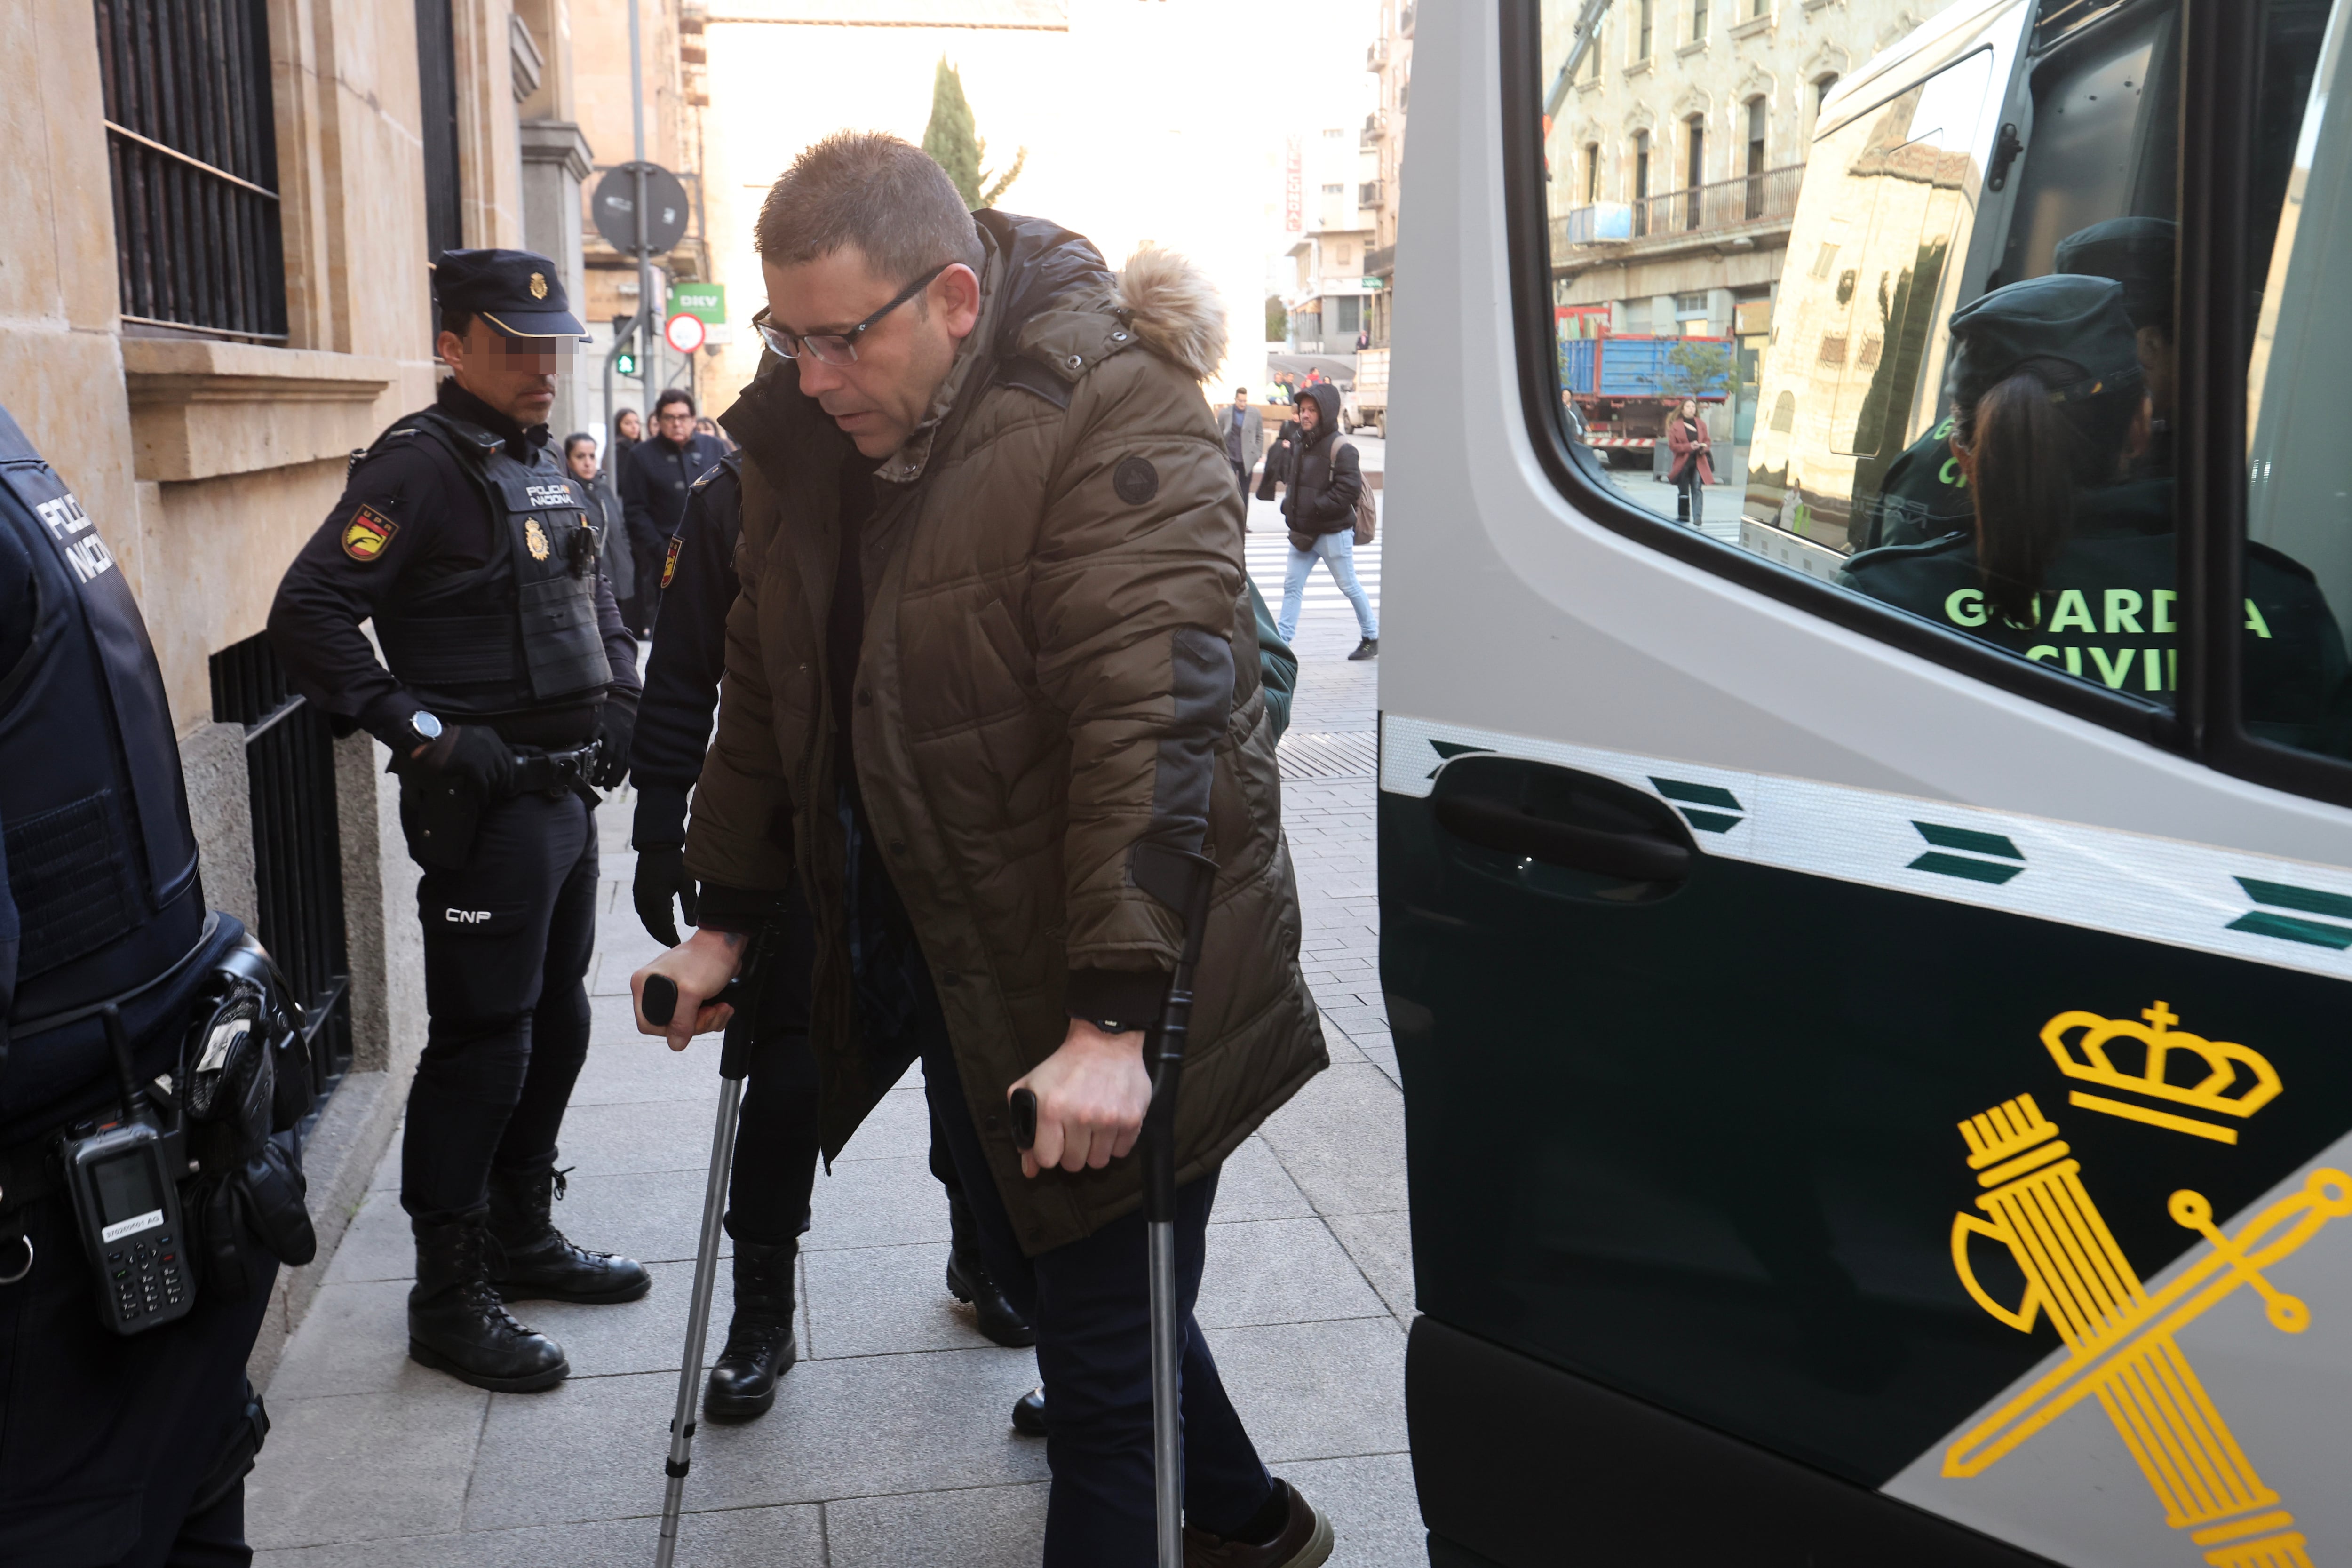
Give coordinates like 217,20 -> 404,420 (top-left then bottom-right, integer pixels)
342,505 -> 398,561
662,534 -> 683,589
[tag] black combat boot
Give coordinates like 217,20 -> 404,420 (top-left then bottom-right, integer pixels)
946,1193 -> 1034,1348
486,1166 -> 652,1304
408,1217 -> 569,1392
704,1239 -> 797,1420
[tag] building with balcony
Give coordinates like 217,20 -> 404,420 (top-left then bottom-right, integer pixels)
1362,0 -> 1414,347
1540,0 -> 1957,438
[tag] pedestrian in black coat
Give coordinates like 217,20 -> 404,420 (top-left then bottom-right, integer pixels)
618,390 -> 725,628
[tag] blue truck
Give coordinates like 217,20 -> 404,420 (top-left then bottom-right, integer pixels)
1557,333 -> 1733,465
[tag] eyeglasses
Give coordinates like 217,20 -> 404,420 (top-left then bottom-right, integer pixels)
754,263 -> 951,366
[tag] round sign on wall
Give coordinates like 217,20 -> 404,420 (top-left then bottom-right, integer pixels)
591,162 -> 691,256
664,311 -> 707,354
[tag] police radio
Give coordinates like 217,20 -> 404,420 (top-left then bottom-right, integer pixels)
61,1004 -> 194,1335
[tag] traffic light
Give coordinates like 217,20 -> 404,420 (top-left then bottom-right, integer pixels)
611,313 -> 641,378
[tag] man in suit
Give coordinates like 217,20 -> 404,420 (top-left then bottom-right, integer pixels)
1216,387 -> 1263,500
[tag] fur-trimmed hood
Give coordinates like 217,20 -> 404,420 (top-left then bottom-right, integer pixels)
1107,243 -> 1228,382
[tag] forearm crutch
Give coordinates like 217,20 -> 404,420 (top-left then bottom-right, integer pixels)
643,931 -> 772,1568
1015,845 -> 1216,1568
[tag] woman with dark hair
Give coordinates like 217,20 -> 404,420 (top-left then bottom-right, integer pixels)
1666,398 -> 1712,526
1843,274 -> 2350,755
611,406 -> 643,474
564,431 -> 636,619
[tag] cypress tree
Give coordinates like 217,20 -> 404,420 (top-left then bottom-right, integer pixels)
922,58 -> 985,207
922,56 -> 1025,211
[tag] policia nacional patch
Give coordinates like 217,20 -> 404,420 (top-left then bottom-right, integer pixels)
342,505 -> 398,561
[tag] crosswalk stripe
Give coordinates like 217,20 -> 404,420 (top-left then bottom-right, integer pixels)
1245,534 -> 1382,612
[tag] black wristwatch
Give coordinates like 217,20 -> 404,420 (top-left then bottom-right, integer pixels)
407,710 -> 444,746
1082,1016 -> 1141,1036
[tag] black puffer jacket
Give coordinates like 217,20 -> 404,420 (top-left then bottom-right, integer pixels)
1278,383 -> 1362,537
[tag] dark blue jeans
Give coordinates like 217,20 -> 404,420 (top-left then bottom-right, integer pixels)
921,1034 -> 1275,1565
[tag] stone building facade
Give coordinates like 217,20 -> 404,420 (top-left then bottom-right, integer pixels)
1540,0 -> 1957,445
1363,0 -> 1414,347
2,0 -> 611,1379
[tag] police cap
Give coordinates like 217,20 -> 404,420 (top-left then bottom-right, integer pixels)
1946,274 -> 2143,412
2054,217 -> 2177,332
433,248 -> 591,341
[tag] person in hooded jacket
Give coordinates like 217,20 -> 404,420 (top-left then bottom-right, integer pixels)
1273,381 -> 1377,660
630,133 -> 1332,1568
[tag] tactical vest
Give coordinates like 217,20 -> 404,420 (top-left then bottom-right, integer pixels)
371,408 -> 611,717
0,402 -> 204,1044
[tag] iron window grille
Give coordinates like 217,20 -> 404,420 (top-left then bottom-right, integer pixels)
92,0 -> 287,342
211,634 -> 351,1123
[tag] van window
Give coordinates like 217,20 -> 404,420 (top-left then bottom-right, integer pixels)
1536,0 -> 2349,777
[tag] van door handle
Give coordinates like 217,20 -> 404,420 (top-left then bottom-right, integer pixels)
1434,795 -> 1692,882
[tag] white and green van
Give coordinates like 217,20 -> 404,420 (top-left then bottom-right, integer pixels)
1391,3 -> 2352,1565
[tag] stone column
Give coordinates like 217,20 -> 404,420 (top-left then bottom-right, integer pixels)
521,120 -> 596,438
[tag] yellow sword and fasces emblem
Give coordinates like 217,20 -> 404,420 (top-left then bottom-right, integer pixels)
1946,1003 -> 2352,1568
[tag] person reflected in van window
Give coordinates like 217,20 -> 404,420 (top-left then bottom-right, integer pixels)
1842,274 -> 2351,755
1667,398 -> 1712,527
2055,216 -> 2177,477
1854,218 -> 2183,554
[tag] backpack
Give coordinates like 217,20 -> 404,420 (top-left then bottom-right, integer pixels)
1352,474 -> 1376,546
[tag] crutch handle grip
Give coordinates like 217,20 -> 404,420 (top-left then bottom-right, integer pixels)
641,971 -> 744,1029
1009,1087 -> 1039,1151
642,974 -> 682,1027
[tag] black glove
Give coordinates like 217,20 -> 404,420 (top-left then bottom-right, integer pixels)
633,844 -> 699,947
406,724 -> 514,798
590,695 -> 637,790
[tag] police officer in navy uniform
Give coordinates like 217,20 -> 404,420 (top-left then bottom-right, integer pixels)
629,437 -> 1036,1425
1842,273 -> 2352,756
0,399 -> 295,1562
268,250 -> 648,1392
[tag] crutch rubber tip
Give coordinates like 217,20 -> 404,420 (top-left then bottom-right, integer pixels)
1009,1087 -> 1038,1151
643,974 -> 680,1027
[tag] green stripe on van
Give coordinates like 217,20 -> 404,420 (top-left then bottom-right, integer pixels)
2226,910 -> 2352,951
1914,821 -> 2025,860
2237,877 -> 2352,921
1652,778 -> 1741,810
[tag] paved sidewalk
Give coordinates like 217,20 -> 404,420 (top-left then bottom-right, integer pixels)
246,539 -> 1410,1566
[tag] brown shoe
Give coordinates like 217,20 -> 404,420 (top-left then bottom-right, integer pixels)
1183,1480 -> 1333,1568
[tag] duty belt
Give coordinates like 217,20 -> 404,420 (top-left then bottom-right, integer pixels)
509,741 -> 598,796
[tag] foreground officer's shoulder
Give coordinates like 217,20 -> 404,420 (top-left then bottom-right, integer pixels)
1838,531 -> 1974,598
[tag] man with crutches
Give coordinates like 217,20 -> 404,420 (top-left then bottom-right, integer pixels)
631,132 -> 1331,1565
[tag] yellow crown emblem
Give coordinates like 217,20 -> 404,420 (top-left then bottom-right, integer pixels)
2040,1001 -> 2280,1144
529,271 -> 548,300
524,517 -> 550,561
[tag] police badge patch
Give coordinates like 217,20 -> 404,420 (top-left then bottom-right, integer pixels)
524,517 -> 551,561
342,505 -> 399,561
662,534 -> 683,589
530,271 -> 548,300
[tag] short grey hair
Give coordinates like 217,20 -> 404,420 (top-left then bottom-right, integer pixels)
754,132 -> 983,288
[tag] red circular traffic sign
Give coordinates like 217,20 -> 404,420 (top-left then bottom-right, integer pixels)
664,311 -> 707,354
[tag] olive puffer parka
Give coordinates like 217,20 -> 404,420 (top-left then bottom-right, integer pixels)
684,212 -> 1328,1255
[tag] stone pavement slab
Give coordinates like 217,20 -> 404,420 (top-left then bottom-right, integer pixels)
250,597 -> 1419,1566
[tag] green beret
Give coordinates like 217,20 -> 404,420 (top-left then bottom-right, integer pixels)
2055,217 -> 2177,331
1946,274 -> 2143,412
